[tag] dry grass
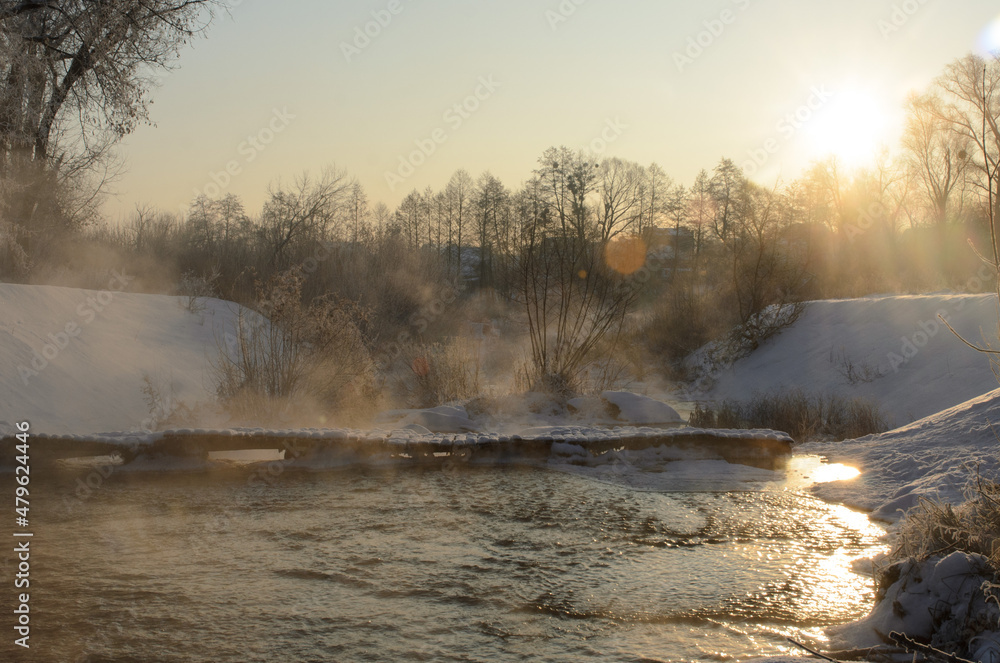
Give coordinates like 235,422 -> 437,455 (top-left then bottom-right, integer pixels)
689,389 -> 889,442
891,467 -> 1000,568
399,338 -> 483,408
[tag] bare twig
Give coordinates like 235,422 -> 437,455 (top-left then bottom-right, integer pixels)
888,631 -> 976,663
787,638 -> 838,663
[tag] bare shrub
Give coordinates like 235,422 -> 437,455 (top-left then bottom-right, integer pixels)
139,372 -> 200,431
178,268 -> 220,313
688,403 -> 716,428
400,338 -> 483,408
213,271 -> 377,425
830,347 -> 886,385
871,466 -> 1000,661
642,288 -> 718,374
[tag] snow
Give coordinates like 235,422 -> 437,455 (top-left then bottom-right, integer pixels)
802,388 -> 1000,521
599,390 -> 683,425
375,405 -> 479,432
828,552 -> 1000,657
696,294 -> 1000,427
10,283 -> 1000,658
3,284 -> 995,518
0,283 -> 247,435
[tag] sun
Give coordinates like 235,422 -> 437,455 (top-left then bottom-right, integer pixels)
802,88 -> 893,170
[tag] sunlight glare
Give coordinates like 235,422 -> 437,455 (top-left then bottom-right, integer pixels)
812,462 -> 861,484
803,89 -> 891,170
978,15 -> 1000,56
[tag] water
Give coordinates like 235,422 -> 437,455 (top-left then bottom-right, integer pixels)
4,459 -> 884,662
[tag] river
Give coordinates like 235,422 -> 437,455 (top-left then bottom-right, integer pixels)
4,456 -> 884,662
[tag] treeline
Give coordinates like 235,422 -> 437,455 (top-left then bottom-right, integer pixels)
2,47 -> 1000,403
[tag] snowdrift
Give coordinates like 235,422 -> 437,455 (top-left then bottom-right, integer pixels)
804,388 -> 1000,520
0,283 -> 246,435
700,294 -> 1000,427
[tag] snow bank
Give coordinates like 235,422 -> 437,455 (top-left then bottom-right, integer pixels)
698,294 -> 1000,426
828,552 -> 1000,659
600,390 -> 683,425
0,283 -> 246,434
803,389 -> 1000,520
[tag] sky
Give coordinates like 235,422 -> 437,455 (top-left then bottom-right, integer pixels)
106,0 -> 1000,220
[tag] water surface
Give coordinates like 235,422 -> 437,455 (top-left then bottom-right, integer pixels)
4,459 -> 883,662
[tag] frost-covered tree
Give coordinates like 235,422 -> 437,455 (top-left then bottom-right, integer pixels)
0,0 -> 225,171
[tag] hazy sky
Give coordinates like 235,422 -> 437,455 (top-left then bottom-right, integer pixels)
107,0 -> 1000,219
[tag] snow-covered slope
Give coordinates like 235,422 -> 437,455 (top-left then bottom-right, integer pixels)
0,283 -> 244,435
803,388 -> 1000,520
700,294 -> 1000,426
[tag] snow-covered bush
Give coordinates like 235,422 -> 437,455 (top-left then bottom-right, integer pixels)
177,268 -> 220,313
831,552 -> 1000,659
842,469 -> 1000,659
893,469 -> 1000,568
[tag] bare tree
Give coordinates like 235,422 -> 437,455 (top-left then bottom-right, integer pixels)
515,151 -> 640,393
903,92 -> 972,225
534,146 -> 598,243
929,54 -> 1000,375
722,180 -> 806,354
348,180 -> 369,243
0,0 -> 225,170
445,169 -> 473,281
261,169 -> 350,268
397,190 -> 421,249
636,162 -> 670,238
474,171 -> 510,291
933,54 -> 1000,262
595,157 -> 643,241
687,169 -> 713,265
709,158 -> 744,240
0,0 -> 226,273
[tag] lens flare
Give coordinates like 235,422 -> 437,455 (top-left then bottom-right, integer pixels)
605,236 -> 647,275
977,15 -> 1000,56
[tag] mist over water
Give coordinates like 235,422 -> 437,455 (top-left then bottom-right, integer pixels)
6,463 -> 884,662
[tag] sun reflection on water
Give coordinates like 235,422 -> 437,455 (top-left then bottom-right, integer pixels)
780,455 -> 861,490
811,462 -> 861,484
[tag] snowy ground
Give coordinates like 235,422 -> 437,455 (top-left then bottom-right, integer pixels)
694,293 -> 1000,427
0,283 -> 244,435
802,388 -> 1000,521
7,283 -> 1000,659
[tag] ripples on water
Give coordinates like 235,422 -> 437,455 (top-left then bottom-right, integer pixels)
4,458 -> 884,662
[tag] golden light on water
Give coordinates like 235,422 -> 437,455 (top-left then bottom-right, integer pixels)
811,462 -> 861,484
781,455 -> 861,489
605,236 -> 648,275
